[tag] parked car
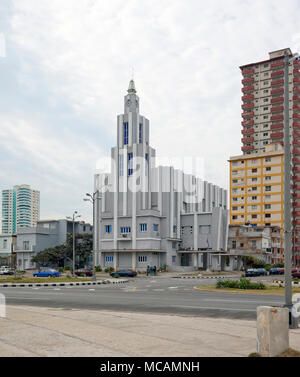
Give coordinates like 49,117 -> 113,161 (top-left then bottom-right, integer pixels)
245,269 -> 259,277
256,268 -> 267,276
33,269 -> 60,278
110,270 -> 137,278
292,269 -> 300,279
269,267 -> 284,276
0,266 -> 14,275
75,268 -> 93,277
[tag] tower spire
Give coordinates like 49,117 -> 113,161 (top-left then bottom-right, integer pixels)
127,79 -> 137,94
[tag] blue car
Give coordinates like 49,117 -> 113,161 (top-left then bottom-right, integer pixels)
33,269 -> 60,278
245,269 -> 259,277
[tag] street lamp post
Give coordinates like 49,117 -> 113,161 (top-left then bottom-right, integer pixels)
283,51 -> 299,328
66,211 -> 81,277
84,184 -> 111,281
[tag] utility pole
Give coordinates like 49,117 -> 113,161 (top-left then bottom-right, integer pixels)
66,211 -> 81,277
84,184 -> 111,281
283,51 -> 299,328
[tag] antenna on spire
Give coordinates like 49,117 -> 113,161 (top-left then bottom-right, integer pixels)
131,67 -> 134,80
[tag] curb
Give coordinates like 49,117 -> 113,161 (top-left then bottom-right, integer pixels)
272,280 -> 300,287
174,275 -> 239,280
0,279 -> 128,288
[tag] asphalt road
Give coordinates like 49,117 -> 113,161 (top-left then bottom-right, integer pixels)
0,277 -> 284,320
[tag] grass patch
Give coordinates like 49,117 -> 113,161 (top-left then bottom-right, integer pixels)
277,348 -> 300,357
0,277 -> 99,284
217,278 -> 266,290
195,285 -> 300,295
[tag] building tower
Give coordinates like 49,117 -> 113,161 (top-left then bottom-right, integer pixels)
239,48 -> 300,266
94,81 -> 228,271
1,185 -> 40,234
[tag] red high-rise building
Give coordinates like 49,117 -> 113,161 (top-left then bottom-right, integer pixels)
240,48 -> 300,267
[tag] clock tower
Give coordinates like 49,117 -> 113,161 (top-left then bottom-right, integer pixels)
124,79 -> 139,115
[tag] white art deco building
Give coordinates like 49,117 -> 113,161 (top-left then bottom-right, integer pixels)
94,81 -> 228,271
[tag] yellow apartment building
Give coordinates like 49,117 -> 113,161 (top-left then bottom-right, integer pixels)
229,143 -> 283,228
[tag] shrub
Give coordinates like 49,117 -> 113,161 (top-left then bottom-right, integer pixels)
273,263 -> 284,268
58,267 -> 64,273
104,267 -> 114,273
217,278 -> 266,290
64,266 -> 71,271
159,264 -> 167,272
95,266 -> 102,272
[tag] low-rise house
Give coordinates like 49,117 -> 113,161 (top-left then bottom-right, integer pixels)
16,219 -> 92,270
226,224 -> 284,270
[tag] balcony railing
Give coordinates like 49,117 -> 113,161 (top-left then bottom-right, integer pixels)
242,86 -> 254,93
242,103 -> 254,110
293,156 -> 300,165
242,111 -> 254,118
271,61 -> 284,69
242,120 -> 254,126
242,94 -> 254,101
271,79 -> 284,86
242,145 -> 254,152
242,68 -> 255,76
242,137 -> 254,143
242,77 -> 255,84
271,114 -> 284,121
271,106 -> 284,113
242,128 -> 255,135
270,132 -> 284,139
271,70 -> 284,78
271,97 -> 284,104
271,123 -> 283,130
271,88 -> 284,96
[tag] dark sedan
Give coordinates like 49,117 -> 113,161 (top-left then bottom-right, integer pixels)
75,269 -> 93,277
110,270 -> 137,278
292,269 -> 300,279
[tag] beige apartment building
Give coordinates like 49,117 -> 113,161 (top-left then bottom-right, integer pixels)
229,143 -> 283,228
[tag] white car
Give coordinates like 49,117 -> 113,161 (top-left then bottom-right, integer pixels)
0,266 -> 14,275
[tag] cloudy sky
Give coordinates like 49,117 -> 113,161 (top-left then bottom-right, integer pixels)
0,0 -> 300,224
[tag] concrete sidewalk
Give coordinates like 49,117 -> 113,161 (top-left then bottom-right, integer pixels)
0,305 -> 299,357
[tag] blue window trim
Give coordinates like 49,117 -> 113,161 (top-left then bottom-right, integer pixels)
139,123 -> 143,144
140,223 -> 148,232
124,122 -> 129,145
128,153 -> 133,176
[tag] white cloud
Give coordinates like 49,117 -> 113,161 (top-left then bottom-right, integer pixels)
1,0 -> 300,218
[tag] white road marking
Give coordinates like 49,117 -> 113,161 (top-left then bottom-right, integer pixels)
168,287 -> 178,289
169,305 -> 256,312
153,289 -> 164,292
7,297 -> 51,301
53,288 -> 61,291
89,289 -> 95,291
203,298 -> 282,305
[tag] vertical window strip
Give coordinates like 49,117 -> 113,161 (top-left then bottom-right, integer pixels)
123,122 -> 128,145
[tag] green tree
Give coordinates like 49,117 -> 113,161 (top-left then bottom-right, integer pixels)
242,255 -> 266,270
31,233 -> 93,268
